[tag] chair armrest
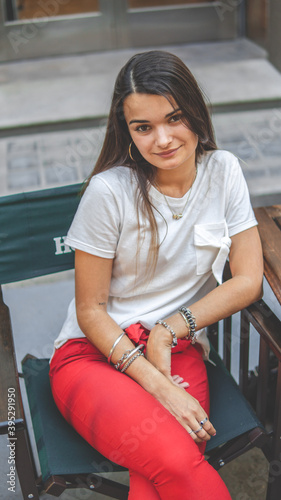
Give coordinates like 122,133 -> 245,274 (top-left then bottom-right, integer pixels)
245,299 -> 281,359
0,286 -> 24,434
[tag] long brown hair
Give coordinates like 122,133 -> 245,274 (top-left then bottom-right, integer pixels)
84,50 -> 217,275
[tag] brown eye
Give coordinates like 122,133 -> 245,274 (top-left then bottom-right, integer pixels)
136,125 -> 150,132
170,114 -> 182,123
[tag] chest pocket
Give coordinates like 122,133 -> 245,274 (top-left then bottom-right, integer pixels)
194,220 -> 231,284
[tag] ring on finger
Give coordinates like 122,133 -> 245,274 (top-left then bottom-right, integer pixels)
188,430 -> 194,435
200,417 -> 208,426
194,426 -> 203,434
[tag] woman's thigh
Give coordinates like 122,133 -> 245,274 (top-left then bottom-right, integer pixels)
50,339 -> 208,460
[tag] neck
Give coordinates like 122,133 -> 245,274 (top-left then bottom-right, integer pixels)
155,163 -> 197,198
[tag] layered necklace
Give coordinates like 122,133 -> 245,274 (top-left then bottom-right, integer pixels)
156,166 -> 198,220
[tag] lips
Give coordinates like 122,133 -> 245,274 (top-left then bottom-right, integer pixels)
155,146 -> 181,158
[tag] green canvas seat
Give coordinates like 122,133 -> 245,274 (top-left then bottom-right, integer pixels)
22,357 -> 127,484
206,347 -> 264,453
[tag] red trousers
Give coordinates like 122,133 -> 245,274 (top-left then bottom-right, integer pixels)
49,327 -> 231,500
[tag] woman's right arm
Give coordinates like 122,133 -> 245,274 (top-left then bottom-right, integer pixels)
75,249 -> 216,443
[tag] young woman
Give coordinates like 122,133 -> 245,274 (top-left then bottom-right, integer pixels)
49,50 -> 263,499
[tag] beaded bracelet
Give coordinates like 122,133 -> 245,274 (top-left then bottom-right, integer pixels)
178,307 -> 197,344
121,350 -> 144,373
155,320 -> 178,347
107,331 -> 126,364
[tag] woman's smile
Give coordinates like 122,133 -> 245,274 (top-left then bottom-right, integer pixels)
154,146 -> 182,158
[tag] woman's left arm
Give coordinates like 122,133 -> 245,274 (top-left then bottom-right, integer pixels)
189,225 -> 263,329
146,226 -> 263,377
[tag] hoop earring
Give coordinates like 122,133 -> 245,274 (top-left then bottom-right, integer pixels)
129,141 -> 135,162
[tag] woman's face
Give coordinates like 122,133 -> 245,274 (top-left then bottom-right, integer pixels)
123,93 -> 198,174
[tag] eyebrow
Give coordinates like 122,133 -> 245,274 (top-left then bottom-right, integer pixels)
129,108 -> 181,125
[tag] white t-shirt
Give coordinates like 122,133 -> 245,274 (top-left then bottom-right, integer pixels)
53,150 -> 257,359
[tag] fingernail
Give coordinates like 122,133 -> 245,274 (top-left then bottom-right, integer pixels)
213,432 -> 216,436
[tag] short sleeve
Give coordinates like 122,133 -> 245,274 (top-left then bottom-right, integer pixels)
225,155 -> 257,237
65,176 -> 121,258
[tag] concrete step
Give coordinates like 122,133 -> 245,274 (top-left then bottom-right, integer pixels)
1,38 -> 281,134
1,107 -> 281,199
213,108 -> 281,198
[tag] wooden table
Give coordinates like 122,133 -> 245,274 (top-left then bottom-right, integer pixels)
254,204 -> 281,305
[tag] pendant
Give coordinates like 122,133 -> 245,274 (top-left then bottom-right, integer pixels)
173,214 -> 183,220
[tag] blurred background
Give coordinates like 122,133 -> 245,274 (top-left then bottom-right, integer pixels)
0,0 -> 281,205
0,0 -> 281,203
0,1 -> 281,499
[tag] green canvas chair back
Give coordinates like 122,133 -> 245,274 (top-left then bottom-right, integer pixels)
0,184 -> 81,285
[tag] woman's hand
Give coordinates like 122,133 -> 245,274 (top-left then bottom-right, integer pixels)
146,326 -> 214,442
146,325 -> 189,388
157,382 -> 216,443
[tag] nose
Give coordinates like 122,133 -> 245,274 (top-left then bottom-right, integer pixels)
155,126 -> 172,149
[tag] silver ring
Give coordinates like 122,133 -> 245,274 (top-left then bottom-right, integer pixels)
188,430 -> 194,434
200,417 -> 208,426
194,426 -> 203,434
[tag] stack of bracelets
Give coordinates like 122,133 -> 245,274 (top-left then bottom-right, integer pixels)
155,307 -> 197,346
107,306 -> 197,372
107,331 -> 144,372
178,306 -> 197,343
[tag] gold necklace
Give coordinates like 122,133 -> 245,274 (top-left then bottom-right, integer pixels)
157,166 -> 198,220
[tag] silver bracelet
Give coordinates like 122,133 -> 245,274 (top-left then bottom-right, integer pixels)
118,344 -> 145,372
107,331 -> 126,364
120,350 -> 144,373
155,320 -> 178,347
178,310 -> 191,337
114,350 -> 132,371
178,307 -> 197,344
